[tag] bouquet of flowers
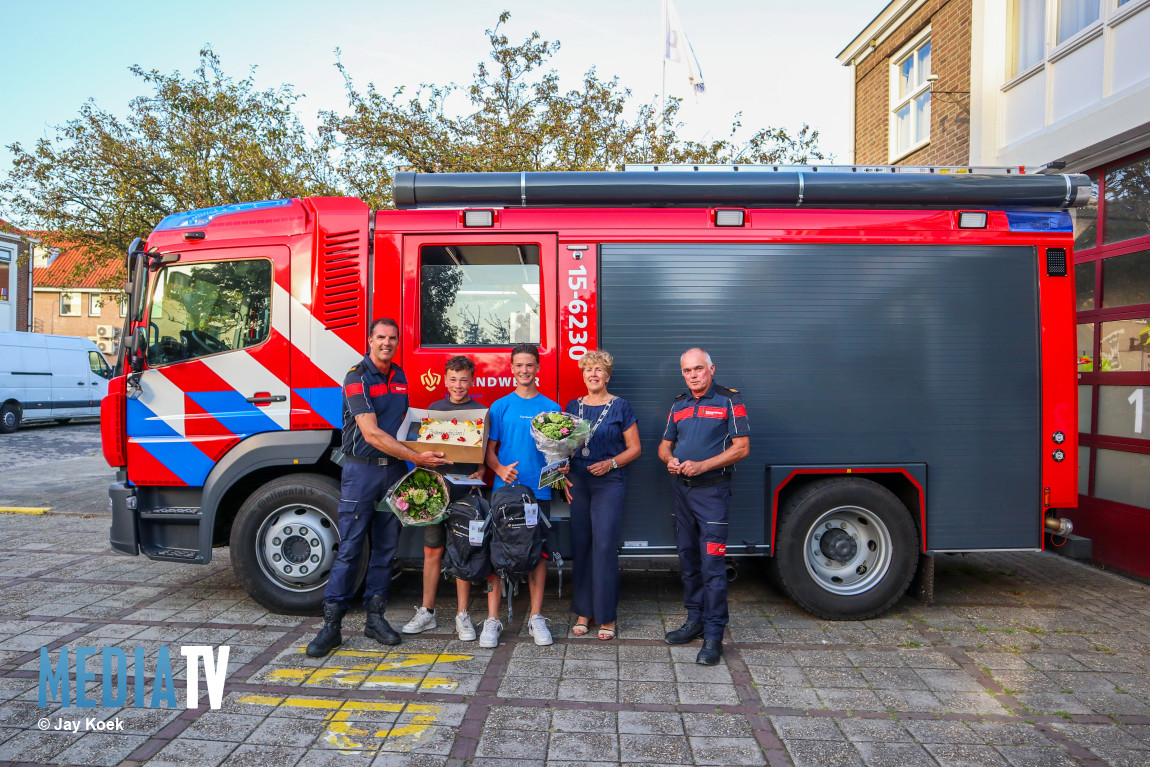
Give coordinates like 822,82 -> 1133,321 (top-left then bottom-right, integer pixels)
379,468 -> 450,526
530,412 -> 591,489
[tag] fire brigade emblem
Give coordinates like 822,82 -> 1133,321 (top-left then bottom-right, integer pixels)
421,370 -> 442,391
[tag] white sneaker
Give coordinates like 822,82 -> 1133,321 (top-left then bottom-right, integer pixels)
527,614 -> 553,646
401,606 -> 437,634
479,617 -> 502,648
455,612 -> 477,641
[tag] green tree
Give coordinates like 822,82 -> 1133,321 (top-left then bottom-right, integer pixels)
325,11 -> 826,208
0,47 -> 337,285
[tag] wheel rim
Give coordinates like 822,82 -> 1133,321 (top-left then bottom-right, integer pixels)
2,411 -> 14,428
802,505 -> 894,596
254,504 -> 338,593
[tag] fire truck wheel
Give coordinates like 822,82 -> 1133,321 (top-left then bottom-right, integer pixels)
230,474 -> 367,615
770,478 -> 917,621
0,403 -> 20,434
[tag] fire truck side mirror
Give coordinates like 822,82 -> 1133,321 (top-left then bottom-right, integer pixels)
129,326 -> 148,373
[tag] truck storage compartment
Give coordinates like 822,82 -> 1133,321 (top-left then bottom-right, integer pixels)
600,243 -> 1041,553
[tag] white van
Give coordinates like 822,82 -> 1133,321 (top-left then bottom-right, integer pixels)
0,331 -> 111,433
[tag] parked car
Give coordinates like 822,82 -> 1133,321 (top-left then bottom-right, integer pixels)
0,331 -> 111,432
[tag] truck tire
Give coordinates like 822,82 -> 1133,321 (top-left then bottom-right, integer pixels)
230,474 -> 365,615
0,403 -> 20,434
770,477 -> 917,620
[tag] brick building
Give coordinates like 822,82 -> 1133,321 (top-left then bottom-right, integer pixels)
840,0 -> 1150,578
32,237 -> 127,360
839,0 -> 973,166
0,220 -> 34,333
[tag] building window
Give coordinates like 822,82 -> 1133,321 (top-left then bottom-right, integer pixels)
1058,0 -> 1100,44
119,299 -> 128,318
60,292 -> 80,316
419,244 -> 541,346
88,294 -> 101,317
1103,154 -> 1150,245
0,248 -> 10,301
891,35 -> 931,159
1010,0 -> 1046,76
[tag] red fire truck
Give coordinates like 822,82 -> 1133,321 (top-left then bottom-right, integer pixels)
103,166 -> 1090,619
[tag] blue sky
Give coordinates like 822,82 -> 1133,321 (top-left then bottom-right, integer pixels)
1,0 -> 881,185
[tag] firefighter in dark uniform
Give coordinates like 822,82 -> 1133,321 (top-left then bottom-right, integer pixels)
307,318 -> 450,657
658,347 -> 750,665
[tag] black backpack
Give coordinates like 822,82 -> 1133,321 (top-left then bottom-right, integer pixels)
441,493 -> 492,582
489,484 -> 547,581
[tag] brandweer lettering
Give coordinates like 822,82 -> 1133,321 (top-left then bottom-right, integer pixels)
39,646 -> 230,709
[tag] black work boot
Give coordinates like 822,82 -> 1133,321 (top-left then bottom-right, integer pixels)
364,595 -> 402,646
664,620 -> 704,645
306,601 -> 345,657
696,639 -> 724,665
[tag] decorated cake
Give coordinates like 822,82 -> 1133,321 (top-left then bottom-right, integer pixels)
417,416 -> 484,446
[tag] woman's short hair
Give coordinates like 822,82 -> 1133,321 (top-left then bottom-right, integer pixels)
578,350 -> 614,376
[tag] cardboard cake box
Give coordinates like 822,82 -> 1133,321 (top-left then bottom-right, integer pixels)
396,407 -> 488,463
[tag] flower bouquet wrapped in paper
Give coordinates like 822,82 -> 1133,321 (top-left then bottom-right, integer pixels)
530,412 -> 591,490
379,467 -> 450,526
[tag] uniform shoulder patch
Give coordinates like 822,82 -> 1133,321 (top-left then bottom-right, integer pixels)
675,392 -> 687,400
348,365 -> 358,372
716,385 -> 738,395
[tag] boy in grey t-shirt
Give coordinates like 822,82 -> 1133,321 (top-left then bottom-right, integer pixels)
400,356 -> 491,641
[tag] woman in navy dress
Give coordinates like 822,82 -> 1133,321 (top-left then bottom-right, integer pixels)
564,350 -> 641,640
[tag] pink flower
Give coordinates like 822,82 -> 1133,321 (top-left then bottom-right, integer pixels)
395,498 -> 409,511
560,428 -> 570,435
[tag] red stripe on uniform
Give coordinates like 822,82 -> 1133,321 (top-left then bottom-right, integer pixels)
698,407 -> 727,419
344,383 -> 364,397
672,408 -> 692,423
733,405 -> 746,418
369,383 -> 388,397
707,542 -> 726,556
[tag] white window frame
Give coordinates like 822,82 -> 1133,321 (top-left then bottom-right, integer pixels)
1057,0 -> 1102,45
119,298 -> 128,318
88,293 -> 101,317
60,292 -> 80,317
0,248 -> 11,302
888,28 -> 932,162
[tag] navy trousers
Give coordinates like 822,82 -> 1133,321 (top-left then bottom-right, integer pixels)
671,478 -> 731,641
324,461 -> 405,609
569,468 -> 626,625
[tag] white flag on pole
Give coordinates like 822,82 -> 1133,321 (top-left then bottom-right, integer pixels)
663,0 -> 705,97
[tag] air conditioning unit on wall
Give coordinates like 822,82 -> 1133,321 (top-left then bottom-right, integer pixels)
96,324 -> 116,338
96,339 -> 113,354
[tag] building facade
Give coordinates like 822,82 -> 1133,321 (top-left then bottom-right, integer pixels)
32,238 -> 126,360
0,222 -> 33,333
841,0 -> 1150,577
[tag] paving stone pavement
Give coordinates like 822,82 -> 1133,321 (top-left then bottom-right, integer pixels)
0,510 -> 1148,765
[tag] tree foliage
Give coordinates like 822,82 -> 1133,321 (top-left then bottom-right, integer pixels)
1,48 -> 337,281
326,11 -> 825,207
3,12 -> 827,278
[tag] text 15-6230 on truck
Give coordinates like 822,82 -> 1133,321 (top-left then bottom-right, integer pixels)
101,166 -> 1090,619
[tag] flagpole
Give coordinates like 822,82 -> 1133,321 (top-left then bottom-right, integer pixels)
659,0 -> 666,141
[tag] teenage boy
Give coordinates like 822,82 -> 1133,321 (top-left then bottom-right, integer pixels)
482,343 -> 559,648
401,356 -> 492,641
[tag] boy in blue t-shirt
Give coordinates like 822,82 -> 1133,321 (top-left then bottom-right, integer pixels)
483,343 -> 559,648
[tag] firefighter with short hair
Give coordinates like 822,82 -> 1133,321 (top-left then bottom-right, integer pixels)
306,318 -> 450,658
658,347 -> 750,665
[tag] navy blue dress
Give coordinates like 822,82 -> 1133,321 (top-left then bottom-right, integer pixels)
563,396 -> 637,625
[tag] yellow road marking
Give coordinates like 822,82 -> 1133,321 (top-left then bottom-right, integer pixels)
0,507 -> 49,514
238,693 -> 440,753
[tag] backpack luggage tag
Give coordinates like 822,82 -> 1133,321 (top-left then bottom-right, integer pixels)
468,519 -> 485,545
524,502 -> 539,527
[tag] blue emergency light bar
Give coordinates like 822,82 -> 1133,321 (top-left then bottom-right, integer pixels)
154,199 -> 293,231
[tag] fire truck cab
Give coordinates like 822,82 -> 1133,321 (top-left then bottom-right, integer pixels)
103,167 -> 1090,619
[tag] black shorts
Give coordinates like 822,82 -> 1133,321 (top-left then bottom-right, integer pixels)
423,521 -> 446,548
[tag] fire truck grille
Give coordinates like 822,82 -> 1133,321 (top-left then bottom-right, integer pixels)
1046,248 -> 1067,277
320,229 -> 364,328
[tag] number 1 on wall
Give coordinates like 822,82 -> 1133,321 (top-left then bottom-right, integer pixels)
1130,388 -> 1145,434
